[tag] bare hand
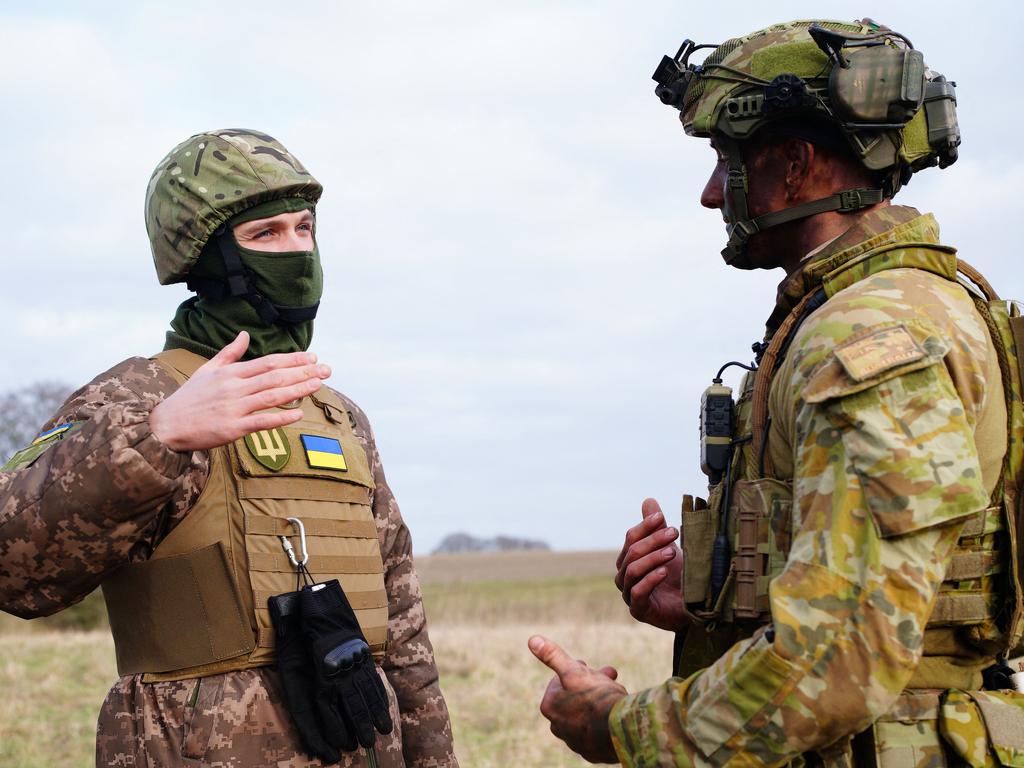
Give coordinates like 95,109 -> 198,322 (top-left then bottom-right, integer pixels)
529,635 -> 625,764
614,498 -> 689,631
150,331 -> 331,452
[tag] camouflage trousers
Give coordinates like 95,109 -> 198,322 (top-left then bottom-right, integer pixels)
95,666 -> 406,767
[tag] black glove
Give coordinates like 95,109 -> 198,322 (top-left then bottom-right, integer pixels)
267,590 -> 342,764
299,579 -> 394,751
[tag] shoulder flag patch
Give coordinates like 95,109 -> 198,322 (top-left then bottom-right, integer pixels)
2,421 -> 84,472
301,434 -> 347,471
33,423 -> 75,444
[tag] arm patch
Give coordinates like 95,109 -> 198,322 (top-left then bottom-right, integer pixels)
2,421 -> 85,472
834,324 -> 925,381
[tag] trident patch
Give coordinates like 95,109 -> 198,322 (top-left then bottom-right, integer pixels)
244,428 -> 291,471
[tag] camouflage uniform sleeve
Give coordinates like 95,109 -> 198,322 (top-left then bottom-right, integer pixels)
341,395 -> 459,768
609,311 -> 991,766
0,357 -> 208,619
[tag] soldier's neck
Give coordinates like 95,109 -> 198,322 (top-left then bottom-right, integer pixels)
784,200 -> 892,278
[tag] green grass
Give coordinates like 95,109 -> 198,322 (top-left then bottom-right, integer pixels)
0,631 -> 114,768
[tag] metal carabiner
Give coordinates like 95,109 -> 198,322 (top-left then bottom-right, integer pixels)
279,516 -> 309,567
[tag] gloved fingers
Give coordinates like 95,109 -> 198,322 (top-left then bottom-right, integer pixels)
339,675 -> 377,749
362,667 -> 394,735
316,695 -> 357,753
289,704 -> 341,765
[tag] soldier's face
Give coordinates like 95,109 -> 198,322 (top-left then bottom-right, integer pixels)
233,210 -> 316,253
701,138 -> 798,271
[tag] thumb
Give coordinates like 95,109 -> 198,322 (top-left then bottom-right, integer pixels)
641,497 -> 664,521
528,635 -> 580,681
211,331 -> 249,366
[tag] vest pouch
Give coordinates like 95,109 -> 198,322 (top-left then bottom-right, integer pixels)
730,478 -> 793,620
852,691 -> 951,768
102,542 -> 254,676
681,493 -> 713,608
1005,487 -> 1024,656
939,689 -> 1024,768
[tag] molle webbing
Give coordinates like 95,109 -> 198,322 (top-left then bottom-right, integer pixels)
957,263 -> 1024,652
929,506 -> 1006,626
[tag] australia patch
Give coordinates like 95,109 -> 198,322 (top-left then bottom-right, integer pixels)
2,421 -> 84,472
244,428 -> 291,471
301,434 -> 347,471
834,325 -> 925,382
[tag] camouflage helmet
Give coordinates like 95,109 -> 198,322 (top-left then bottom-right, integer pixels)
654,19 -> 960,187
651,20 -> 960,265
145,129 -> 322,285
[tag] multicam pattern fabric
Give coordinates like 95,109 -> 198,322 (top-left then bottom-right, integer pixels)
0,359 -> 456,767
145,128 -> 323,285
609,207 -> 1006,767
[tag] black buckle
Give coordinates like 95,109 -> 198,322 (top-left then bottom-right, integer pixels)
838,189 -> 865,211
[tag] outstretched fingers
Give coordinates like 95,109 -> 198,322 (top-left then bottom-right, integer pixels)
237,363 -> 331,397
239,377 -> 324,415
236,408 -> 306,435
231,349 -> 320,379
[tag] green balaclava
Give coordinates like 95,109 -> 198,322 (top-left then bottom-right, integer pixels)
167,197 -> 324,358
145,129 -> 325,359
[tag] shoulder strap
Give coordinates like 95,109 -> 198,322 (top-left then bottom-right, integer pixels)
751,289 -> 827,478
152,348 -> 209,382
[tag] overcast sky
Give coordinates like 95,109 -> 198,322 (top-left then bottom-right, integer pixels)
1,2 -> 1020,554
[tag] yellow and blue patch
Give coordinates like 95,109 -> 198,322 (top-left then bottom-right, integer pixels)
2,421 -> 84,472
300,434 -> 347,471
32,423 -> 75,445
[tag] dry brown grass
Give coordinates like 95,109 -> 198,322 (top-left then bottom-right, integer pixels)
417,550 -> 616,584
1,551 -> 675,767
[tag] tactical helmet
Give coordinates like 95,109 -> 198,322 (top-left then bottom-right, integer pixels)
145,128 -> 322,285
652,20 -> 960,264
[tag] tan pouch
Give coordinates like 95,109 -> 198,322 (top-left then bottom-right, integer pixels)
855,691 -> 951,768
102,542 -> 254,675
681,494 -> 713,606
731,478 -> 792,620
940,689 -> 1024,768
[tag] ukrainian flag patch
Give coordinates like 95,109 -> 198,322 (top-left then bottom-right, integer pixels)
32,423 -> 75,445
300,434 -> 347,471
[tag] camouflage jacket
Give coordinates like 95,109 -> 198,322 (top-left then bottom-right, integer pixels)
610,206 -> 1005,766
0,357 -> 457,767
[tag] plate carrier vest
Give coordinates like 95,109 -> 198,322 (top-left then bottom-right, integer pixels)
102,349 -> 390,682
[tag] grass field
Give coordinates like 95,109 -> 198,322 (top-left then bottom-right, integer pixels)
0,550 -> 673,768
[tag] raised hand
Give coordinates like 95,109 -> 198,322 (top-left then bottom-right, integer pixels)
614,498 -> 689,631
149,331 -> 330,452
529,635 -> 625,764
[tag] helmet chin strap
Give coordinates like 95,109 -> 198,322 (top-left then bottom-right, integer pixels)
718,136 -> 886,266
